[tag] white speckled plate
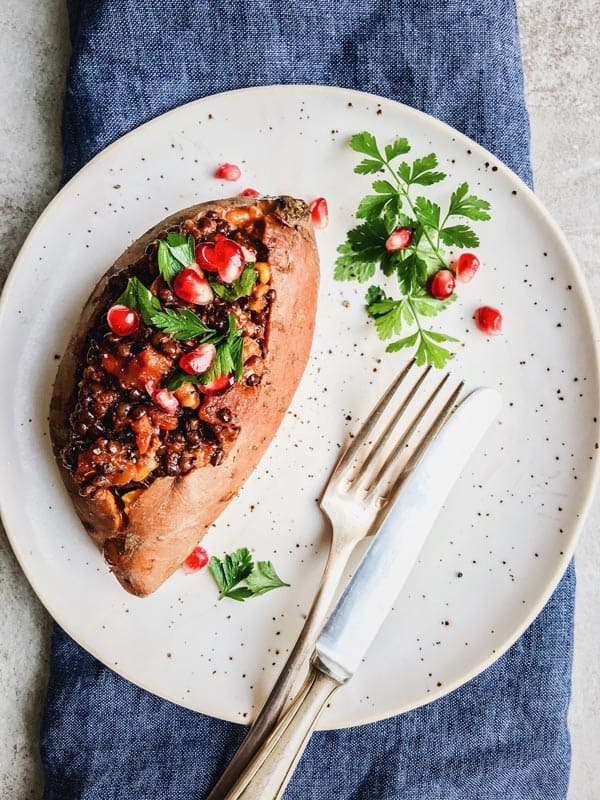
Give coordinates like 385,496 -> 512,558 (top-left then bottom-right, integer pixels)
1,86 -> 599,728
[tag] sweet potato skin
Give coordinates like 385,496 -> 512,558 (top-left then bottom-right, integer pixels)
49,196 -> 319,596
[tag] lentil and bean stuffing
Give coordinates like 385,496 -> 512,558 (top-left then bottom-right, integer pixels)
60,209 -> 274,498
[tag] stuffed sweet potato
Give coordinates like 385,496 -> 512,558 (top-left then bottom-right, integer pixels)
50,195 -> 319,596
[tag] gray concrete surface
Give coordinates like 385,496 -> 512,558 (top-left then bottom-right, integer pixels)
0,1 -> 598,797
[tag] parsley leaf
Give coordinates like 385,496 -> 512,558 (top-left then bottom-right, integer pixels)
115,277 -> 162,326
334,242 -> 376,282
410,288 -> 456,317
387,328 -> 458,368
226,587 -> 254,601
410,170 -> 447,186
209,548 -> 254,600
157,241 -> 179,287
439,225 -> 480,248
394,153 -> 447,186
372,179 -> 397,194
413,197 -> 441,230
448,182 -> 491,221
200,313 -> 244,385
356,194 -> 391,220
356,186 -> 407,233
349,131 -> 383,160
411,231 -> 442,274
397,161 -> 412,183
411,153 -> 439,178
246,561 -> 290,596
367,283 -> 415,336
365,285 -> 386,305
384,137 -> 411,161
334,219 -> 389,282
354,159 -> 385,175
164,232 -> 195,265
350,132 -> 386,174
385,332 -> 419,352
366,293 -> 413,340
157,233 -> 195,286
150,307 -> 222,341
368,300 -> 403,339
210,266 -> 258,302
163,313 -> 243,390
412,330 -> 458,369
208,549 -> 289,602
396,251 -> 428,295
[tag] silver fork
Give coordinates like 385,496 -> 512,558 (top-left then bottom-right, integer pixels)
207,359 -> 463,800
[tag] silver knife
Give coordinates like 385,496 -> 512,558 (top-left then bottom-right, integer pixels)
222,386 -> 502,800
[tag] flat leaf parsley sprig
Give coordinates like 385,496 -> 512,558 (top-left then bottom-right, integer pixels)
334,132 -> 491,367
209,547 -> 290,602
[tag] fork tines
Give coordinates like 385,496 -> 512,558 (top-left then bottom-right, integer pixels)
336,359 -> 464,506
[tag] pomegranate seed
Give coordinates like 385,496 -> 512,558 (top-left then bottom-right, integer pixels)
173,268 -> 214,305
218,259 -> 244,283
215,162 -> 241,181
429,269 -> 456,300
106,305 -> 140,337
454,252 -> 480,283
238,188 -> 260,197
474,305 -> 503,335
195,242 -> 218,272
309,197 -> 328,229
182,545 -> 209,574
179,343 -> 216,375
385,227 -> 413,251
145,380 -> 180,413
153,388 -> 180,414
198,374 -> 234,396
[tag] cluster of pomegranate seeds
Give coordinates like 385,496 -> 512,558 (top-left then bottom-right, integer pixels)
182,545 -> 209,574
179,343 -> 216,375
429,269 -> 456,300
309,197 -> 328,229
474,305 -> 503,335
215,162 -> 241,181
196,234 -> 245,282
385,227 -> 413,251
107,305 -> 140,337
424,251 -> 502,335
173,268 -> 214,305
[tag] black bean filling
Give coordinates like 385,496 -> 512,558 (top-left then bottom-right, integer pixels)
61,212 -> 272,497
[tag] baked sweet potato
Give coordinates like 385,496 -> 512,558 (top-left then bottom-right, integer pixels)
50,196 -> 319,596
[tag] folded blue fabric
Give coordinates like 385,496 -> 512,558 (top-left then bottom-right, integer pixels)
42,1 -> 574,798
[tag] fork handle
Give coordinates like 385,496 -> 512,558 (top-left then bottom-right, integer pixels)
206,538 -> 355,800
220,667 -> 341,800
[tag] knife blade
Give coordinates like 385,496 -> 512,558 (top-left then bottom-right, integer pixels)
314,386 -> 502,684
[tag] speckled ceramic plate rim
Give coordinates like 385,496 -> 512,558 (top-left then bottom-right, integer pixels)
1,85 -> 599,728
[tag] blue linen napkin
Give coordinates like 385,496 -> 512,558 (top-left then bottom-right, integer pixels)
42,1 -> 574,798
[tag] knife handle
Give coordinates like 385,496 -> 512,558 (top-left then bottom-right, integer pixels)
221,667 -> 341,800
206,537 -> 356,800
